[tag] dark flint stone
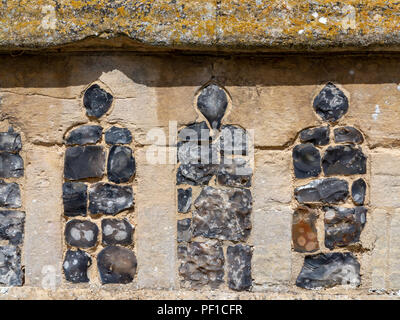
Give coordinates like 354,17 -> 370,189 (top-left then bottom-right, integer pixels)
0,153 -> 24,178
65,125 -> 102,145
0,180 -> 21,208
101,218 -> 133,246
296,252 -> 360,289
0,211 -> 25,245
177,218 -> 191,243
227,244 -> 252,291
0,245 -> 23,286
178,188 -> 192,213
192,186 -> 252,241
197,84 -> 228,130
352,178 -> 366,205
295,178 -> 349,204
292,143 -> 321,179
177,141 -> 218,165
107,146 -> 135,183
176,164 -> 217,186
65,219 -> 99,248
62,182 -> 87,217
300,126 -> 330,146
322,145 -> 366,176
83,84 -> 113,118
0,130 -> 22,153
97,246 -> 137,284
64,146 -> 105,180
292,206 -> 319,253
217,158 -> 252,188
220,125 -> 248,156
105,126 -> 132,145
178,241 -> 224,289
313,82 -> 349,122
334,126 -> 364,144
324,206 -> 367,249
88,183 -> 134,215
63,249 -> 92,283
178,122 -> 210,142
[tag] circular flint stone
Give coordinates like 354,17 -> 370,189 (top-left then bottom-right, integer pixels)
313,82 -> 349,122
97,246 -> 137,284
293,143 -> 321,179
65,219 -> 99,248
197,84 -> 228,130
83,84 -> 113,118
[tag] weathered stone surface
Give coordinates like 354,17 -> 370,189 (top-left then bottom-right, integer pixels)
64,146 -> 105,180
292,144 -> 321,179
5,1 -> 400,53
0,153 -> 24,178
101,218 -> 133,246
292,206 -> 319,253
178,188 -> 192,213
136,148 -> 176,289
0,211 -> 25,245
324,206 -> 367,249
63,249 -> 92,283
0,180 -> 21,208
178,241 -> 224,289
0,245 -> 23,286
371,152 -> 400,207
177,218 -> 192,243
24,146 -> 62,287
88,183 -> 134,215
220,125 -> 248,156
227,244 -> 252,291
62,182 -> 87,217
97,246 -> 137,284
178,122 -> 210,142
253,151 -> 292,205
0,130 -> 22,153
322,145 -> 367,176
217,158 -> 252,188
65,219 -> 99,248
65,125 -> 102,145
83,84 -> 113,118
352,178 -> 366,205
334,126 -> 364,144
300,126 -> 329,146
107,146 -> 135,183
313,83 -> 349,122
296,252 -> 360,289
105,126 -> 132,145
197,84 -> 228,130
294,178 -> 349,204
176,164 -> 217,186
192,186 -> 252,241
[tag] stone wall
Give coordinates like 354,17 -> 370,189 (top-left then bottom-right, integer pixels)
1,52 -> 400,299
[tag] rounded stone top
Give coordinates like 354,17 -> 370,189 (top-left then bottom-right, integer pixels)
2,1 -> 400,52
313,83 -> 349,122
196,84 -> 228,130
83,84 -> 113,119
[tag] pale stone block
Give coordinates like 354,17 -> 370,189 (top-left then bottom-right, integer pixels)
136,148 -> 176,289
253,150 -> 292,206
371,151 -> 400,207
24,145 -> 63,288
251,206 -> 292,286
371,209 -> 388,291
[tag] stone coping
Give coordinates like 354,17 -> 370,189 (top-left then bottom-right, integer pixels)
1,0 -> 400,52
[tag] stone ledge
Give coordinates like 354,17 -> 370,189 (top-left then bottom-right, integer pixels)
1,0 -> 400,52
0,287 -> 399,300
